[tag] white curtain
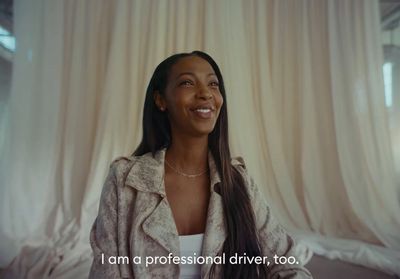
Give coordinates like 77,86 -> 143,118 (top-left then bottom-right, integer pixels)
1,0 -> 399,277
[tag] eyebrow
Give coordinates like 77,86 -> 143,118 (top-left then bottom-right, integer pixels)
176,72 -> 217,79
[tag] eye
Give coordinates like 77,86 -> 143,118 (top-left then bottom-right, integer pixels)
209,81 -> 219,87
179,80 -> 194,86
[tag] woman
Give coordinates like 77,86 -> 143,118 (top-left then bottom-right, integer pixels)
89,51 -> 313,278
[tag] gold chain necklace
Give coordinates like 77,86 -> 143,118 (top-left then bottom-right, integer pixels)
164,158 -> 208,178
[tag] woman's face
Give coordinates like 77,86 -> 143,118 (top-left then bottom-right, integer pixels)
155,56 -> 224,137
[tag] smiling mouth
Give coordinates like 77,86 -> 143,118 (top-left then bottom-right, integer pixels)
194,108 -> 212,113
190,106 -> 215,119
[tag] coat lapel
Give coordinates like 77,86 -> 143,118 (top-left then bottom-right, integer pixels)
125,148 -> 231,267
200,154 -> 227,277
202,189 -> 227,253
202,153 -> 227,258
125,149 -> 180,256
142,196 -> 180,256
125,149 -> 166,196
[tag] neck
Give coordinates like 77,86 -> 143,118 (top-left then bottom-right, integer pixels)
165,133 -> 209,173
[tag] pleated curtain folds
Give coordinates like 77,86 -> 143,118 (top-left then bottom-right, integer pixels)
0,0 -> 399,277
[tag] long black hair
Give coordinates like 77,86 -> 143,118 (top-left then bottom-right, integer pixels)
134,51 -> 268,278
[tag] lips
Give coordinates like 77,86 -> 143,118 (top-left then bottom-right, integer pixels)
190,104 -> 215,119
190,104 -> 215,111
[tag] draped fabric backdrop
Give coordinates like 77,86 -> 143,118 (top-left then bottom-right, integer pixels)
1,0 -> 399,278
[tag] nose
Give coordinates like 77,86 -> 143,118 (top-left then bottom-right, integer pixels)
196,84 -> 212,100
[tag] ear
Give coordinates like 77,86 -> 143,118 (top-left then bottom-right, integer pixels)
153,90 -> 167,112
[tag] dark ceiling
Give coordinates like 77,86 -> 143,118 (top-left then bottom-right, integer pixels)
0,0 -> 399,33
381,0 -> 400,30
0,0 -> 12,32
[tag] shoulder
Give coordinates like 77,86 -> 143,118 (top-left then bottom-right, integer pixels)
230,157 -> 274,232
108,152 -> 155,174
107,151 -> 161,188
107,155 -> 140,185
231,156 -> 246,169
231,155 -> 249,182
109,156 -> 135,173
231,156 -> 263,203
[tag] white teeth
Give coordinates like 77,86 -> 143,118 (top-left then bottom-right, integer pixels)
195,109 -> 211,113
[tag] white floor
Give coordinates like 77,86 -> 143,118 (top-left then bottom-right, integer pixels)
305,255 -> 397,279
